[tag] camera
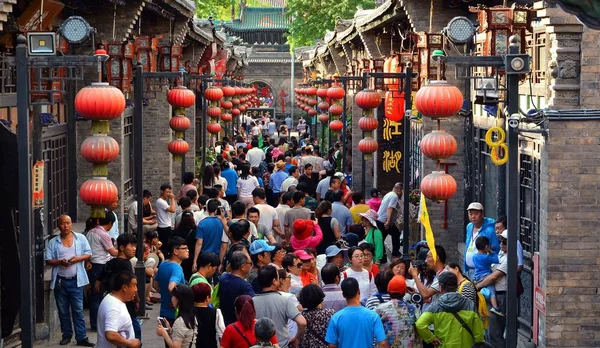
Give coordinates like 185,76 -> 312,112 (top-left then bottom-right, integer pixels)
508,113 -> 519,129
410,293 -> 423,304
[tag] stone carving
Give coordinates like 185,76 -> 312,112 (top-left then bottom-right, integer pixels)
548,60 -> 558,79
559,60 -> 579,79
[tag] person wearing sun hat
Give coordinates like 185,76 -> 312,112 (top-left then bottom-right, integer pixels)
464,202 -> 499,278
373,275 -> 420,348
269,160 -> 289,204
294,250 -> 318,286
359,210 -> 384,264
290,219 -> 323,251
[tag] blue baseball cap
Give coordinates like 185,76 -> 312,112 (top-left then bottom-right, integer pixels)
325,245 -> 347,258
249,240 -> 276,255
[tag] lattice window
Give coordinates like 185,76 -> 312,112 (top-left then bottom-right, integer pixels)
42,132 -> 68,235
123,111 -> 134,200
519,148 -> 541,254
526,30 -> 547,85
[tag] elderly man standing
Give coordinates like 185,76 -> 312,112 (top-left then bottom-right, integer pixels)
464,202 -> 499,278
45,215 -> 95,346
376,182 -> 403,258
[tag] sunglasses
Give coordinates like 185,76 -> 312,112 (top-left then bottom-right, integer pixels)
296,263 -> 303,268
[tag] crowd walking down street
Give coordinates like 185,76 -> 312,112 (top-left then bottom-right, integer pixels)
40,126 -> 524,348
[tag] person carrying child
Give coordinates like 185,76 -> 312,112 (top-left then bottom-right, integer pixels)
473,236 -> 502,316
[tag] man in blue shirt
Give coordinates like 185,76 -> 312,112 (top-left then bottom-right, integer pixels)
464,202 -> 499,278
192,199 -> 228,272
269,160 -> 289,205
325,277 -> 386,348
45,215 -> 95,347
219,251 -> 256,325
220,161 -> 238,205
330,190 -> 353,235
154,236 -> 188,324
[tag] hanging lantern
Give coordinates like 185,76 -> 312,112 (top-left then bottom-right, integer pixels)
317,87 -> 329,99
238,105 -> 247,113
420,130 -> 457,160
167,86 -> 195,110
204,86 -> 224,102
329,104 -> 343,116
420,171 -> 458,202
168,139 -> 190,162
74,82 -> 126,134
232,108 -> 241,116
318,101 -> 329,111
207,122 -> 222,134
327,86 -> 345,100
307,109 -> 317,116
304,106 -> 311,112
221,100 -> 233,109
358,138 -> 379,159
221,113 -> 233,122
169,115 -> 191,138
358,116 -> 378,132
415,80 -> 463,119
207,107 -> 221,118
355,89 -> 382,109
307,99 -> 318,107
318,113 -> 330,123
384,91 -> 405,122
329,120 -> 343,132
80,135 -> 120,176
80,178 -> 118,218
222,86 -> 236,98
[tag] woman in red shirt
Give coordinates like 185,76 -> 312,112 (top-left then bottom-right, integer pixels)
219,295 -> 279,348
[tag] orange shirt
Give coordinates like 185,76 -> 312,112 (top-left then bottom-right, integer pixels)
300,270 -> 317,286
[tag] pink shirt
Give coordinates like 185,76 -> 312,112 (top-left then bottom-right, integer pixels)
291,223 -> 323,251
366,197 -> 382,212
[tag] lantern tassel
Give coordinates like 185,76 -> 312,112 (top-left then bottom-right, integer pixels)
91,120 -> 110,134
92,164 -> 109,177
90,206 -> 107,219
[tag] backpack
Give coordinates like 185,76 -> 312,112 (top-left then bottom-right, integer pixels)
459,280 -> 489,329
211,282 -> 221,308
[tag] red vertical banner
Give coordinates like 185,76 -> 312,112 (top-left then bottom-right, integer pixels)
32,160 -> 44,209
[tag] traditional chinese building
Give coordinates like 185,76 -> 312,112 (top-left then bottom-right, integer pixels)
298,0 -> 600,346
0,0 -> 245,343
222,3 -> 302,120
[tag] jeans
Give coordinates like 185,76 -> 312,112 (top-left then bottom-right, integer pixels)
54,277 -> 88,342
87,263 -> 105,329
488,291 -> 506,347
132,316 -> 141,340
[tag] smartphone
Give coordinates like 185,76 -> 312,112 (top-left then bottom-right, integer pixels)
310,212 -> 316,220
157,317 -> 168,327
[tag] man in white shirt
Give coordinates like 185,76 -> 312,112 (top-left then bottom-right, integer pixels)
156,184 -> 176,253
97,270 -> 141,348
247,139 -> 266,167
281,166 -> 300,193
275,192 -> 294,244
251,188 -> 282,242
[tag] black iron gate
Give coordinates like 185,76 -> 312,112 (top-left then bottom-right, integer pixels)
42,125 -> 69,236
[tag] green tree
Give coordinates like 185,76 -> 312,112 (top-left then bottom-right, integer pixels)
286,0 -> 376,50
195,0 -> 275,20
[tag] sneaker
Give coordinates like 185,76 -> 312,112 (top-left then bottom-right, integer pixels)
59,337 -> 71,345
76,338 -> 96,347
490,307 -> 505,316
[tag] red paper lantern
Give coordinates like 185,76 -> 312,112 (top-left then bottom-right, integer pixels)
234,86 -> 243,96
318,101 -> 330,111
207,107 -> 222,118
304,106 -> 311,112
317,87 -> 329,99
232,108 -> 241,116
305,87 -> 317,96
169,115 -> 191,132
74,82 -> 126,121
221,100 -> 233,109
420,130 -> 457,160
318,113 -> 330,123
420,171 -> 458,202
358,117 -> 378,132
415,80 -> 463,119
240,97 -> 247,103
232,98 -> 240,105
358,138 -> 378,154
167,86 -> 195,108
384,91 -> 405,122
168,139 -> 189,161
329,120 -> 343,132
308,109 -> 318,116
204,86 -> 224,101
307,99 -> 318,107
221,113 -> 233,122
222,86 -> 236,97
355,89 -> 382,109
80,135 -> 120,167
327,86 -> 345,100
207,122 -> 222,134
238,105 -> 247,112
329,104 -> 343,116
80,178 -> 118,218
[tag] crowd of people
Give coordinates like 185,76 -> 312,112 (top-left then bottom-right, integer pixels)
44,129 -> 523,348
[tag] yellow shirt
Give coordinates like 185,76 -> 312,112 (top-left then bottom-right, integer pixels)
350,204 -> 371,224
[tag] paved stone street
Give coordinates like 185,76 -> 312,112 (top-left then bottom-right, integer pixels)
37,306 -> 163,348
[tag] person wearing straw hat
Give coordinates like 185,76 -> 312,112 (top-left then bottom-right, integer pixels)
359,209 -> 384,265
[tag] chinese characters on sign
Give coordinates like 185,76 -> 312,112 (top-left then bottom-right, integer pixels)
248,108 -> 275,120
32,161 -> 45,209
377,105 -> 404,192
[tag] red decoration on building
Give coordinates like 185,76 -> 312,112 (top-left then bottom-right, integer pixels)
167,86 -> 195,109
169,115 -> 191,136
318,113 -> 330,123
420,171 -> 458,202
358,117 -> 378,132
318,101 -> 330,111
75,83 -> 126,121
207,122 -> 222,134
420,130 -> 457,160
329,120 -> 343,132
204,86 -> 224,101
384,91 -> 405,122
80,135 -> 120,176
358,138 -> 379,158
355,89 -> 382,109
329,104 -> 343,116
327,86 -> 345,100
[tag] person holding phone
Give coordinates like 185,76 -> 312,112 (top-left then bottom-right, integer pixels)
157,285 -> 198,348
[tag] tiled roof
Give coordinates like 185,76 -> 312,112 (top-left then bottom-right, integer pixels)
222,7 -> 290,31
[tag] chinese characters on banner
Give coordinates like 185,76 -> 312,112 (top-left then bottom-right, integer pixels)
248,108 -> 275,120
32,161 -> 45,209
377,103 -> 404,193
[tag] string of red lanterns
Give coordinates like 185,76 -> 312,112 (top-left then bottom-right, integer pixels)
167,85 -> 195,161
75,82 -> 125,218
327,85 -> 345,134
415,79 -> 463,202
355,89 -> 382,159
205,85 -> 224,136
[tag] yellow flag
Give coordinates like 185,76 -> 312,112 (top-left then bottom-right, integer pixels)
419,194 -> 437,262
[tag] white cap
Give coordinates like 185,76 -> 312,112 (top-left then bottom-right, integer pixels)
500,229 -> 508,239
467,202 -> 484,211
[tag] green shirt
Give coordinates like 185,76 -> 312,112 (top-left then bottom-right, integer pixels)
189,273 -> 212,293
365,227 -> 384,262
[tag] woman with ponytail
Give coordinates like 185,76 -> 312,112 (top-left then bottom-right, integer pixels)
219,295 -> 280,348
